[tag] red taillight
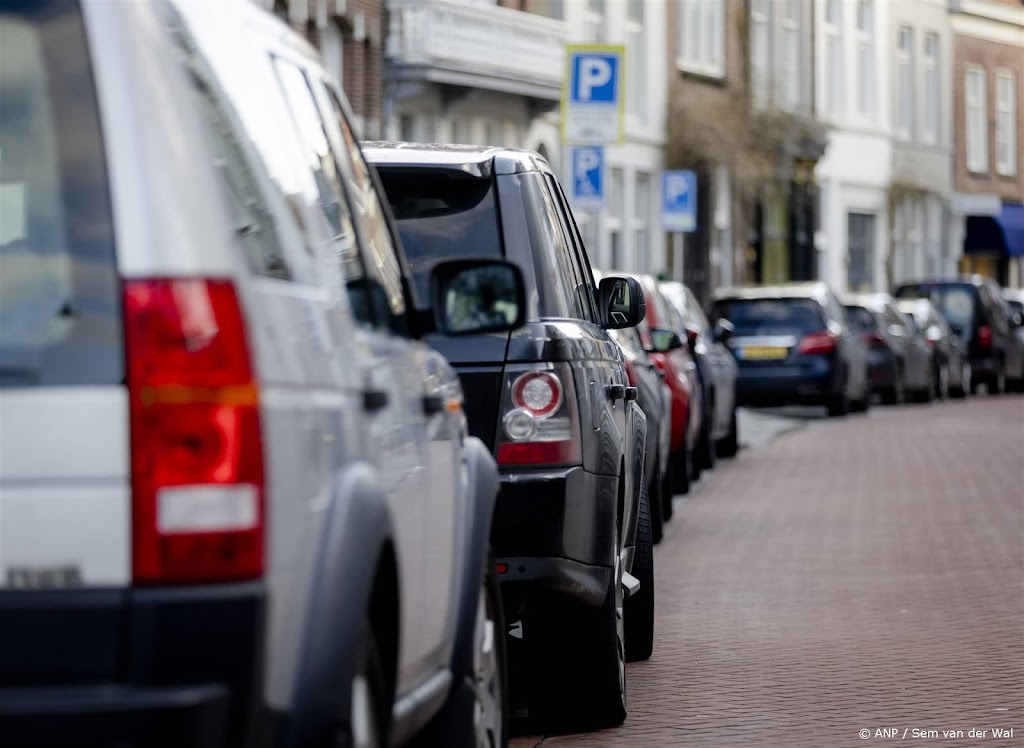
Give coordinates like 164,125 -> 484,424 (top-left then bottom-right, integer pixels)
860,330 -> 885,347
497,366 -> 581,467
124,279 -> 264,585
977,324 -> 992,350
797,330 -> 837,355
511,371 -> 562,418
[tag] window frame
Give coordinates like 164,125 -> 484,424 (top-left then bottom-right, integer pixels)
965,64 -> 988,175
855,0 -> 876,120
922,32 -> 939,145
822,0 -> 844,119
781,0 -> 801,111
677,0 -> 725,79
895,25 -> 914,141
995,69 -> 1018,177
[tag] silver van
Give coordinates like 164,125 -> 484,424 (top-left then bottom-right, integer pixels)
0,1 -> 523,746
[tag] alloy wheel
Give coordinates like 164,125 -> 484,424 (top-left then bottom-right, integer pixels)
472,581 -> 503,748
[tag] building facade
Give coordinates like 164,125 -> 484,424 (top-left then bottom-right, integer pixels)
814,0 -> 894,293
949,0 -> 1024,287
887,0 -> 956,286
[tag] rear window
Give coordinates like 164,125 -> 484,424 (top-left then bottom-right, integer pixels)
376,169 -> 502,305
0,1 -> 122,386
844,305 -> 878,332
713,298 -> 825,335
894,283 -> 978,334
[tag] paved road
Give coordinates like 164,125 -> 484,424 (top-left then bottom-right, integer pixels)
512,396 -> 1024,747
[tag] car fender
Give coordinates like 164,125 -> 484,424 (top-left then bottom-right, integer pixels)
286,462 -> 394,748
448,436 -> 501,682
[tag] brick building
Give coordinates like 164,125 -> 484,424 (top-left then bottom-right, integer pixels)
949,0 -> 1024,287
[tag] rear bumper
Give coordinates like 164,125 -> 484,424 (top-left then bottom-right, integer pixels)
735,361 -> 838,405
0,583 -> 266,747
492,465 -> 617,608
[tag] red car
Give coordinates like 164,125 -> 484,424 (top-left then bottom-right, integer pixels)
632,274 -> 703,496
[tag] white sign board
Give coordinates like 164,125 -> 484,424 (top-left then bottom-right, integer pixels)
561,45 -> 624,144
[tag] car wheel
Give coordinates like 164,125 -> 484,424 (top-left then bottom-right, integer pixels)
660,463 -> 675,521
529,531 -> 627,732
952,362 -> 971,399
919,367 -> 936,403
342,623 -> 388,748
992,361 -> 1007,395
826,390 -> 850,417
937,363 -> 950,400
649,465 -> 664,545
625,480 -> 654,662
716,406 -> 740,458
695,409 -> 717,472
673,439 -> 692,496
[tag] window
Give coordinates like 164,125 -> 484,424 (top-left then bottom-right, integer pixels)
922,33 -> 939,144
847,212 -> 876,292
583,0 -> 604,43
996,70 -> 1017,176
750,0 -> 770,108
895,26 -> 914,140
781,0 -> 801,111
546,175 -> 597,322
626,0 -> 646,121
678,0 -> 724,78
633,173 -> 650,274
823,0 -> 843,118
608,168 -> 624,269
855,0 -> 875,118
965,65 -> 988,174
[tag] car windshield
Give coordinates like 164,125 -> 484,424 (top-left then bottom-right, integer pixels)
844,305 -> 877,332
713,297 -> 824,335
894,283 -> 977,334
375,169 -> 502,306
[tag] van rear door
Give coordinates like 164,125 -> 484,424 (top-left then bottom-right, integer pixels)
0,2 -> 129,598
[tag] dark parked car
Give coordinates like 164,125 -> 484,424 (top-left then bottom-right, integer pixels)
894,277 -> 1024,394
711,283 -> 869,416
897,298 -> 971,399
365,143 -> 652,730
845,293 -> 935,403
660,280 -> 740,460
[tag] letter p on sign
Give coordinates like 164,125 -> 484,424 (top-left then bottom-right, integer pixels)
571,53 -> 618,103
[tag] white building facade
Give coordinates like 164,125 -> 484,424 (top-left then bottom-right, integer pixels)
814,0 -> 894,292
887,0 -> 956,285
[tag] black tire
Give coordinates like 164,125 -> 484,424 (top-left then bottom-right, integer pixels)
695,407 -> 717,472
951,362 -> 970,398
333,622 -> 388,748
672,439 -> 692,496
660,462 -> 675,521
716,406 -> 739,458
528,543 -> 626,732
826,391 -> 850,417
991,361 -> 1007,395
625,481 -> 654,662
414,550 -> 508,748
649,463 -> 664,545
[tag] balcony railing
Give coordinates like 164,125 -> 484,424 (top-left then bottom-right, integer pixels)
386,0 -> 568,101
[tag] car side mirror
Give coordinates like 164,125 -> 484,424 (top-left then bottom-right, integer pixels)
1011,311 -> 1024,327
598,275 -> 646,330
684,325 -> 700,351
431,260 -> 526,336
650,327 -> 685,353
712,318 -> 734,344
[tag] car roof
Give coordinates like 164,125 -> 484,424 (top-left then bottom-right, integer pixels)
361,141 -> 555,178
713,282 -> 831,302
894,275 -> 993,289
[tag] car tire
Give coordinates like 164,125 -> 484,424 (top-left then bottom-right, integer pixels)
661,463 -> 675,521
826,391 -> 850,417
529,536 -> 627,732
673,439 -> 692,496
992,360 -> 1007,395
695,408 -> 717,473
716,406 -> 740,458
951,362 -> 970,399
937,362 -> 950,400
415,548 -> 508,748
625,480 -> 655,663
649,464 -> 664,545
332,622 -> 388,748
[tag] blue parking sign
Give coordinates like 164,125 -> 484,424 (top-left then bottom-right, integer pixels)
562,45 -> 625,144
662,170 -> 697,232
572,146 -> 604,213
571,53 -> 619,104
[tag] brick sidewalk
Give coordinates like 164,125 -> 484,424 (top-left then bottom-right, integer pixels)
512,397 -> 1024,747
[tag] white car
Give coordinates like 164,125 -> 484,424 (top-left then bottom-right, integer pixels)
0,1 -> 523,746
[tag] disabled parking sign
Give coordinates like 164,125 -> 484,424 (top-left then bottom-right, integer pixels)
572,146 -> 604,213
561,45 -> 625,144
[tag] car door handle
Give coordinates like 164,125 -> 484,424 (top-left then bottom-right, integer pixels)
606,383 -> 626,401
362,389 -> 389,413
422,394 -> 444,415
624,386 -> 639,402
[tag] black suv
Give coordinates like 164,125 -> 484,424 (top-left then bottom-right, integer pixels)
364,144 -> 651,731
893,277 -> 1024,393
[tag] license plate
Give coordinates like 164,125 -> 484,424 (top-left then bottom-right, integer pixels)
740,346 -> 788,361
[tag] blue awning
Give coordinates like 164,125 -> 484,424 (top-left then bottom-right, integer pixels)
964,202 -> 1024,257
